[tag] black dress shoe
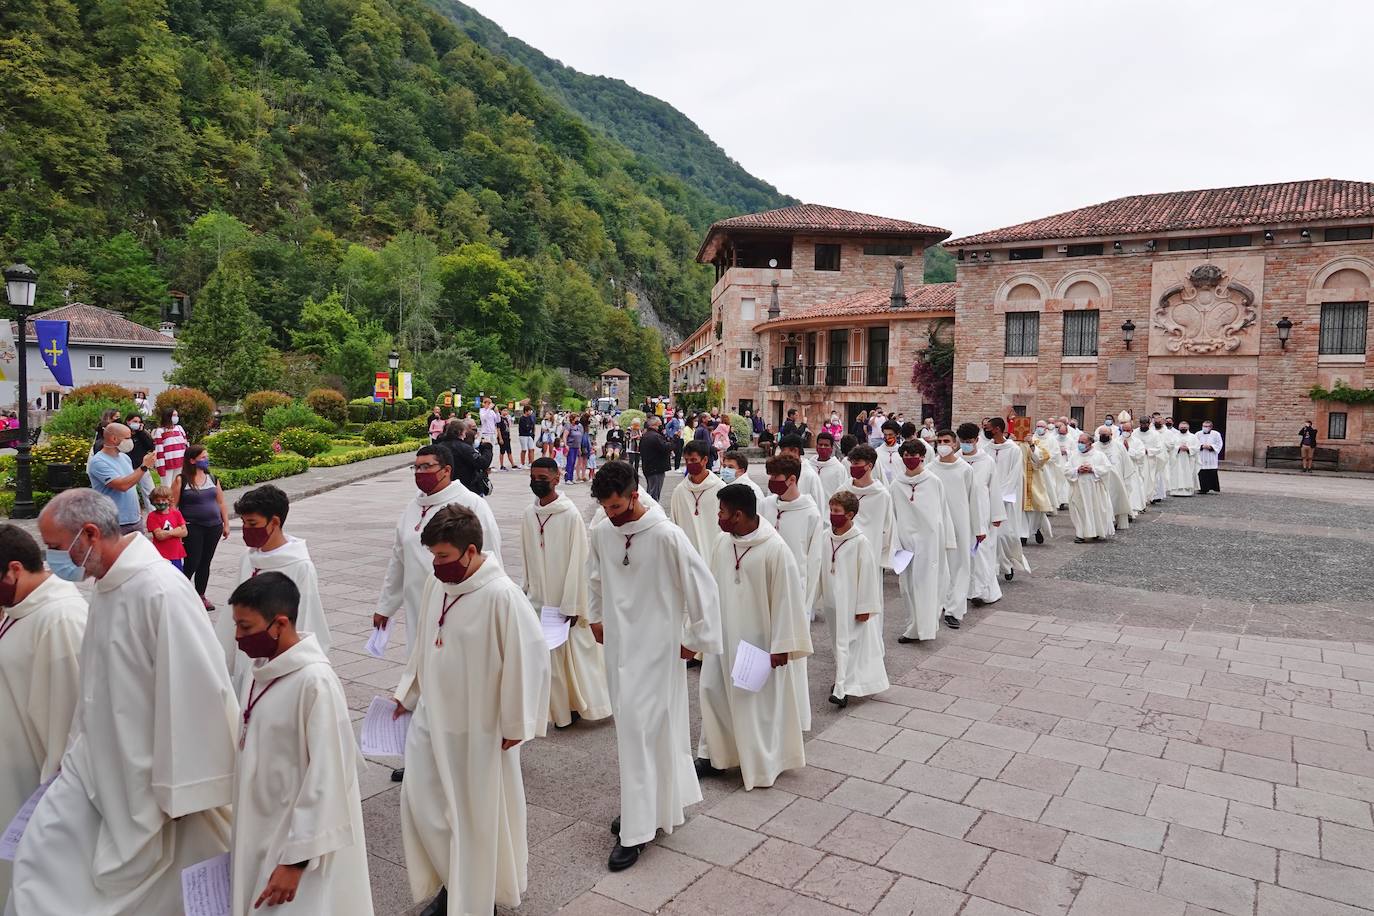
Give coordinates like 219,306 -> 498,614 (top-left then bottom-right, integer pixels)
391,767 -> 405,782
1004,569 -> 1014,582
970,597 -> 985,607
608,841 -> 643,871
943,614 -> 961,629
610,816 -> 620,836
555,711 -> 581,730
828,693 -> 848,708
419,888 -> 447,916
686,658 -> 702,669
1073,537 -> 1086,543
1058,503 -> 1068,510
1035,530 -> 1044,544
897,635 -> 916,644
694,757 -> 725,778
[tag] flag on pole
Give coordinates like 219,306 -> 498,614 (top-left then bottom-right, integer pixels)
33,320 -> 73,387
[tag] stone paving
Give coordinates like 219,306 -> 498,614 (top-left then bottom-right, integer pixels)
193,465 -> 1374,915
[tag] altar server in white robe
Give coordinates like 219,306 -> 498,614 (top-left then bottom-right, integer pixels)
958,423 -> 1005,606
1042,420 -> 1075,508
873,422 -> 904,483
0,525 -> 87,910
817,492 -> 887,707
762,454 -> 821,731
670,440 -> 725,560
13,489 -> 236,916
778,433 -> 829,513
588,461 -> 722,872
1116,419 -> 1149,513
720,450 -> 765,502
1095,427 -> 1135,530
836,444 -> 894,572
1196,420 -> 1223,494
1035,420 -> 1070,509
1065,433 -> 1115,541
927,431 -> 981,628
809,430 -> 848,497
1168,421 -> 1200,496
985,418 -> 1031,580
697,485 -> 811,790
226,573 -> 371,916
393,505 -> 550,916
217,484 -> 333,697
1139,415 -> 1169,502
889,441 -> 956,643
521,458 -> 611,729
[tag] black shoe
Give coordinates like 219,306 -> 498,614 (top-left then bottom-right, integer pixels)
694,757 -> 725,778
555,711 -> 581,730
686,657 -> 702,669
1058,503 -> 1068,510
943,614 -> 961,629
1020,537 -> 1027,546
1035,530 -> 1044,544
897,636 -> 916,644
419,888 -> 447,916
608,841 -> 643,872
1004,569 -> 1014,582
610,816 -> 620,836
828,693 -> 848,708
970,597 -> 985,607
390,767 -> 405,782
1073,537 -> 1086,543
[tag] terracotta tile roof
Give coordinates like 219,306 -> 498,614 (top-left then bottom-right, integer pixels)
946,179 -> 1374,247
756,282 -> 956,327
20,303 -> 176,347
698,203 -> 950,261
600,367 -> 629,377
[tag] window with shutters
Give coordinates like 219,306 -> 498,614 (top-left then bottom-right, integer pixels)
1328,412 -> 1347,440
1062,310 -> 1099,357
1319,302 -> 1368,354
1005,312 -> 1040,357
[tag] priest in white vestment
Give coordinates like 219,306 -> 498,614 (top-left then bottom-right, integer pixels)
214,484 -> 334,698
958,423 -> 1005,606
520,459 -> 611,728
13,490 -> 237,916
1196,420 -> 1223,494
809,431 -> 848,497
836,444 -> 894,573
0,525 -> 87,910
394,505 -> 550,915
1023,427 -> 1058,544
588,461 -> 722,871
226,572 -> 371,916
1168,422 -> 1200,496
873,423 -> 904,483
762,454 -> 822,731
670,440 -> 726,559
1065,434 -> 1115,541
816,492 -> 887,706
986,419 -> 1031,579
778,434 -> 829,514
927,433 -> 980,628
697,486 -> 811,790
888,441 -> 956,642
1139,416 -> 1169,502
1094,427 -> 1134,530
1041,421 -> 1075,508
1118,421 -> 1149,513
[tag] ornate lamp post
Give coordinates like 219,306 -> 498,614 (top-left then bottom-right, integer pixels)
1276,316 -> 1293,349
1121,318 -> 1137,350
387,349 -> 400,420
3,263 -> 38,519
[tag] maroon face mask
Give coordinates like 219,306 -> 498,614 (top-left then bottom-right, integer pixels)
902,455 -> 923,471
415,471 -> 442,494
767,479 -> 789,496
829,512 -> 848,529
849,464 -> 867,480
433,555 -> 469,584
0,576 -> 16,608
816,446 -> 834,461
607,503 -> 636,526
242,524 -> 272,549
236,625 -> 278,660
717,514 -> 737,535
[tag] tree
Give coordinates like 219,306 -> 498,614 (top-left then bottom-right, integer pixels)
185,210 -> 252,284
924,245 -> 956,284
170,261 -> 276,400
89,231 -> 168,325
434,243 -> 531,352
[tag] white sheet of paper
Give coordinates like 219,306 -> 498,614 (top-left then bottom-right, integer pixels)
731,640 -> 771,693
0,778 -> 52,861
364,624 -> 391,658
1002,492 -> 1017,504
181,852 -> 231,916
541,605 -> 571,650
890,548 -> 914,575
360,695 -> 411,757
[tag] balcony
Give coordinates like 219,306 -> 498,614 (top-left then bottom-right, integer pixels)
771,363 -> 892,388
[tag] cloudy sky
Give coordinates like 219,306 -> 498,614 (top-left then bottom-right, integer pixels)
467,0 -> 1368,238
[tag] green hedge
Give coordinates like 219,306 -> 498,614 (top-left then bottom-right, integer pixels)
205,426 -> 276,469
308,439 -> 424,468
214,456 -> 309,490
278,428 -> 332,457
0,490 -> 55,518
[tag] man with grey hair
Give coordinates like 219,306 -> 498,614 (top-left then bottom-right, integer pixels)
86,422 -> 155,535
8,489 -> 237,915
638,415 -> 672,502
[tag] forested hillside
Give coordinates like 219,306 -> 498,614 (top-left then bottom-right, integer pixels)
0,0 -> 745,400
435,0 -> 795,216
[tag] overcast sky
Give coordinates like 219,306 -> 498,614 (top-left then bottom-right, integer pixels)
467,1 -> 1370,238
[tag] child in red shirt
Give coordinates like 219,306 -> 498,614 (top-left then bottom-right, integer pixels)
146,485 -> 188,570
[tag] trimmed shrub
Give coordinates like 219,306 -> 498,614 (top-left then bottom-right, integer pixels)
402,416 -> 429,439
33,435 -> 93,473
278,428 -> 331,458
308,439 -> 425,468
727,413 -> 751,445
242,391 -> 293,428
64,382 -> 136,405
153,387 -> 217,442
0,490 -> 55,518
617,409 -> 646,427
408,396 -> 429,414
361,421 -> 405,446
306,388 -> 348,426
205,426 -> 274,469
348,398 -> 382,423
214,456 -> 308,490
262,402 -> 333,436
41,398 -> 137,441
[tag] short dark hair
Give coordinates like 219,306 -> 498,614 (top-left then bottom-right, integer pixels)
989,416 -> 1006,433
839,434 -> 857,456
957,422 -> 981,441
778,434 -> 805,452
722,450 -> 748,470
849,444 -> 878,464
717,483 -> 757,518
420,504 -> 484,552
765,454 -> 801,479
881,420 -> 901,434
0,523 -> 44,573
233,484 -> 289,525
829,491 -> 859,515
229,571 -> 300,624
590,460 -> 638,500
936,428 -> 956,440
531,456 -> 559,472
815,430 -> 834,446
900,422 -> 917,440
683,440 -> 711,459
899,439 -> 927,457
416,442 -> 454,474
786,408 -> 797,416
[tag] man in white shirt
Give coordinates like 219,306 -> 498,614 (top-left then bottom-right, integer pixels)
478,396 -> 500,447
1196,420 -> 1224,494
919,418 -> 938,443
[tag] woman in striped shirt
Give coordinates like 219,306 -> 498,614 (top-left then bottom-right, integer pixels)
152,406 -> 188,482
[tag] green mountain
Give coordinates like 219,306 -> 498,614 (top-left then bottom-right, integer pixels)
434,0 -> 795,215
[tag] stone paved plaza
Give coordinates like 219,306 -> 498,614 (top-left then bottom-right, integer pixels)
198,465 -> 1374,915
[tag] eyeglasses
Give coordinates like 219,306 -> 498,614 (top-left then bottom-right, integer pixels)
414,462 -> 442,472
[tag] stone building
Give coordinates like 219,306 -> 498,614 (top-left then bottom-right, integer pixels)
669,204 -> 954,430
598,367 -> 630,411
946,179 -> 1374,470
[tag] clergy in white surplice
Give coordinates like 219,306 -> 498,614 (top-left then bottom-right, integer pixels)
927,432 -> 981,628
0,525 -> 87,911
958,423 -> 1005,606
762,454 -> 822,732
1036,420 -> 1072,509
588,460 -> 722,872
778,434 -> 830,516
1196,420 -> 1224,494
13,490 -> 237,916
985,418 -> 1031,580
809,430 -> 848,498
669,440 -> 726,560
888,441 -> 956,643
1095,427 -> 1135,531
836,444 -> 894,573
1168,421 -> 1200,496
520,458 -> 611,729
1139,415 -> 1169,502
393,505 -> 550,916
873,422 -> 904,483
697,485 -> 811,790
375,444 -> 502,658
226,572 -> 371,916
1119,419 -> 1150,513
817,492 -> 887,707
1065,434 -> 1116,541
214,484 -> 333,698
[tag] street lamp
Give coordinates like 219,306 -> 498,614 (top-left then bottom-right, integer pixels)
1121,318 -> 1137,350
387,349 -> 400,420
4,264 -> 38,519
1276,316 -> 1293,349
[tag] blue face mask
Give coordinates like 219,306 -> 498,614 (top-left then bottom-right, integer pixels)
1077,443 -> 1090,453
719,468 -> 737,483
959,442 -> 975,455
48,535 -> 92,582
